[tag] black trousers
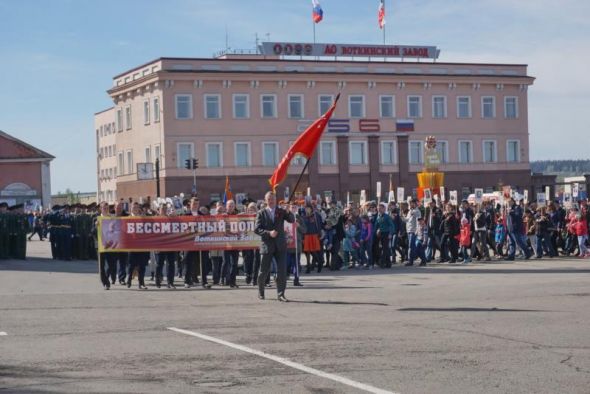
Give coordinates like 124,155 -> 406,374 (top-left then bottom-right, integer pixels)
127,252 -> 149,286
98,252 -> 116,286
222,250 -> 239,286
378,233 -> 391,268
156,252 -> 177,285
110,252 -> 128,283
183,251 -> 210,285
259,249 -> 287,297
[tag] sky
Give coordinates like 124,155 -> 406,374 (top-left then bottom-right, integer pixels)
0,0 -> 589,194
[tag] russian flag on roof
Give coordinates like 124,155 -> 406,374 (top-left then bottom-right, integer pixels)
312,0 -> 323,23
396,119 -> 415,132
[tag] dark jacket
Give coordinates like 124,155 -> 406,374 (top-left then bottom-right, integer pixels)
254,207 -> 294,254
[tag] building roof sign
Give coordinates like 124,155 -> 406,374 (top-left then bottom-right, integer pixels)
259,42 -> 440,60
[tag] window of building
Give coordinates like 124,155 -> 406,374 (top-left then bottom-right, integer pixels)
288,95 -> 304,119
204,94 -> 221,119
154,145 -> 160,163
457,96 -> 471,119
483,140 -> 497,163
125,106 -> 132,130
153,97 -> 160,122
126,150 -> 133,174
99,126 -> 103,137
348,95 -> 365,118
320,141 -> 336,165
143,100 -> 150,125
234,142 -> 251,167
175,94 -> 193,119
108,146 -> 112,157
349,141 -> 367,165
458,140 -> 473,163
481,96 -> 495,119
177,143 -> 194,168
261,94 -> 277,118
381,141 -> 396,165
407,96 -> 422,118
117,153 -> 122,175
432,96 -> 447,119
318,95 -> 334,116
435,141 -> 448,163
507,140 -> 520,162
233,94 -> 249,119
145,147 -> 151,163
379,95 -> 395,118
206,143 -> 223,168
116,108 -> 123,132
262,142 -> 279,166
409,141 -> 423,164
505,96 -> 518,119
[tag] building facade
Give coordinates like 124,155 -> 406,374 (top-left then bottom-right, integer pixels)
95,47 -> 535,204
0,130 -> 54,209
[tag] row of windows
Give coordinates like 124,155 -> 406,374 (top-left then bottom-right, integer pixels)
115,97 -> 161,132
172,94 -> 520,121
97,122 -> 116,138
109,139 -> 521,178
99,144 -> 116,159
99,167 -> 117,181
407,140 -> 521,164
172,139 -> 521,169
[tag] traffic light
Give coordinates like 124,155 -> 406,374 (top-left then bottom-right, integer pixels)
192,158 -> 199,169
184,159 -> 191,170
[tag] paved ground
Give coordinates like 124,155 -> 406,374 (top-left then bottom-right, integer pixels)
1,239 -> 589,393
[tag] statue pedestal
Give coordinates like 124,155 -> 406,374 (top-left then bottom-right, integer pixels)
417,172 -> 445,200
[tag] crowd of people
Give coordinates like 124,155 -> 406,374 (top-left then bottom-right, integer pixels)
2,193 -> 589,295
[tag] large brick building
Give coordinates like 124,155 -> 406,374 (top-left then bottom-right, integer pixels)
95,43 -> 535,204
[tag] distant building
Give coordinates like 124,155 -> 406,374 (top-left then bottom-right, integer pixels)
95,43 -> 536,203
0,130 -> 54,209
51,192 -> 97,206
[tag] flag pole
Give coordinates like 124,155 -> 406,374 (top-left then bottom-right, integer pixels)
288,159 -> 311,204
382,0 -> 386,45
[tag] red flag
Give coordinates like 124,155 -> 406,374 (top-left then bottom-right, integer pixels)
223,175 -> 233,203
378,0 -> 385,29
269,94 -> 340,191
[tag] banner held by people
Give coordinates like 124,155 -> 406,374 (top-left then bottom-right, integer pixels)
98,215 -> 259,252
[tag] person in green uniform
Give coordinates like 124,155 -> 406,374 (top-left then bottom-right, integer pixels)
0,202 -> 8,259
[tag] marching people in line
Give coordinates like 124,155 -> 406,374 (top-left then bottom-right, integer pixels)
374,202 -> 394,268
402,199 -> 421,266
112,201 -> 129,284
254,191 -> 295,302
222,199 -> 240,288
286,204 -> 305,286
126,202 -> 149,289
155,204 -> 177,289
182,197 -> 211,289
93,201 -> 114,290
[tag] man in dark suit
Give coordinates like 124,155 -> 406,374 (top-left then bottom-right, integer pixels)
255,191 -> 295,302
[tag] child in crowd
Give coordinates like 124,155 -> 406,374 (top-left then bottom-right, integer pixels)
359,214 -> 373,269
574,212 -> 589,258
414,217 -> 428,266
495,216 -> 506,258
459,217 -> 472,263
342,218 -> 358,269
